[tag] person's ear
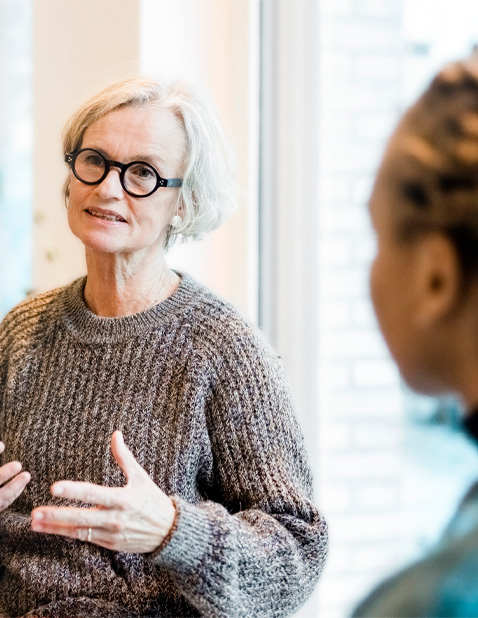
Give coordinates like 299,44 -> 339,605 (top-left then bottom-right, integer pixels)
413,233 -> 462,328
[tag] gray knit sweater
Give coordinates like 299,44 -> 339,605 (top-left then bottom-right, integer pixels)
0,273 -> 328,618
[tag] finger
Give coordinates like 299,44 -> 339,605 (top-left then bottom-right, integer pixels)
32,522 -> 119,551
31,514 -> 123,551
31,521 -> 92,543
111,431 -> 146,483
0,442 -> 4,455
0,461 -> 23,485
0,471 -> 30,511
31,505 -> 124,533
50,480 -> 121,508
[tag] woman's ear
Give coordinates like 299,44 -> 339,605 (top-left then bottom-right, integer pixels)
413,233 -> 462,328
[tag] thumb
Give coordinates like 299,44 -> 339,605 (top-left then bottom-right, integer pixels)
111,431 -> 145,483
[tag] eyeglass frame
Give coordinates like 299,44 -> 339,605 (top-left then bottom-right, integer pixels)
64,148 -> 183,198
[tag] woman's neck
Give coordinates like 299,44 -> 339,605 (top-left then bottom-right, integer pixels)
83,249 -> 179,317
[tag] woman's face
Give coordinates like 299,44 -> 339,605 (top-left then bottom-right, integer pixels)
368,165 -> 426,391
67,104 -> 186,259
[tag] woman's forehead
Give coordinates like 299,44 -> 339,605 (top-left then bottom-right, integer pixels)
83,105 -> 186,162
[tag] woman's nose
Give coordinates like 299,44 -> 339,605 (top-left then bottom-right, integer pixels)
95,168 -> 124,199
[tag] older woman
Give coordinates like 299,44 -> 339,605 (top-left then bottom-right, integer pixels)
353,55 -> 478,617
0,78 -> 327,617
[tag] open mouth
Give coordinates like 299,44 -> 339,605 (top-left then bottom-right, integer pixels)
86,208 -> 126,223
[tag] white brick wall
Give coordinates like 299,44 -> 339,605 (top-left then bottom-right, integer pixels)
313,2 -> 478,617
315,0 -> 406,615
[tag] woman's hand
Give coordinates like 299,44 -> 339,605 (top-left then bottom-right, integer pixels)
0,442 -> 30,511
31,431 -> 176,554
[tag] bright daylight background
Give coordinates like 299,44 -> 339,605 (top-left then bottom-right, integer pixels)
1,1 -> 478,617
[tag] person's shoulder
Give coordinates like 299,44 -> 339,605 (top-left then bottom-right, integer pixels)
2,285 -> 67,324
181,272 -> 243,318
182,273 -> 259,336
180,273 -> 278,360
353,524 -> 478,617
0,281 -> 76,345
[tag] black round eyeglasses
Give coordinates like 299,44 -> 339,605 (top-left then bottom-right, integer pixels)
65,148 -> 183,198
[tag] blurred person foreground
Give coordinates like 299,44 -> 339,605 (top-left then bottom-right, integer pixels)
354,53 -> 478,617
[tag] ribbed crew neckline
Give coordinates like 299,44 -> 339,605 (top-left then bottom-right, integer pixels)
60,272 -> 198,345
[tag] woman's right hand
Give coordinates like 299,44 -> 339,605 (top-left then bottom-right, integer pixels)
0,442 -> 30,512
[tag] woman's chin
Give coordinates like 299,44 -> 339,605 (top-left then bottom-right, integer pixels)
69,225 -> 126,255
400,368 -> 452,398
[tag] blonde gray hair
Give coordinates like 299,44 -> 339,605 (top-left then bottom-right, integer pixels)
62,77 -> 236,249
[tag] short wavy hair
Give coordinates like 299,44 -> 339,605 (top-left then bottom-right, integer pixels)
62,77 -> 237,249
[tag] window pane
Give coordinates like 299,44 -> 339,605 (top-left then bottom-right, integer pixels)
0,0 -> 32,316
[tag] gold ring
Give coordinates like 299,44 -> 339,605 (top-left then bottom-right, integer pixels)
87,528 -> 92,543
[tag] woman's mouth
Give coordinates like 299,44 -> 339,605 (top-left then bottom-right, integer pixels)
85,208 -> 127,223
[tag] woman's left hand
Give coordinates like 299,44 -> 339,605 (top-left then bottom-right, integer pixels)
31,431 -> 176,554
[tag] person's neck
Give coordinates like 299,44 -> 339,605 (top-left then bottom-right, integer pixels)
440,291 -> 478,414
455,342 -> 478,414
83,249 -> 178,317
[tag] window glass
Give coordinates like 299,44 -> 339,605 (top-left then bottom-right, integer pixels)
0,0 -> 32,317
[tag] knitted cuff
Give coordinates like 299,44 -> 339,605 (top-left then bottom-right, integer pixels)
146,496 -> 212,575
150,497 -> 180,555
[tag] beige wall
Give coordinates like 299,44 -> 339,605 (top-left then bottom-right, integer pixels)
33,0 -> 141,293
141,0 -> 259,320
33,0 -> 258,320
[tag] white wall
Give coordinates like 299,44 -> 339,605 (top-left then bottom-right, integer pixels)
313,2 -> 478,617
33,0 -> 141,294
141,0 -> 259,321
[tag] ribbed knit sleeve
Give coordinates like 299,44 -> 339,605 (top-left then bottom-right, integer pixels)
149,310 -> 328,617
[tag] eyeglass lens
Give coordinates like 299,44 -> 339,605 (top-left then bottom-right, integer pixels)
74,149 -> 158,196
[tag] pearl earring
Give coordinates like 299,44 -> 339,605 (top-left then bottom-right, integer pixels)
171,215 -> 182,229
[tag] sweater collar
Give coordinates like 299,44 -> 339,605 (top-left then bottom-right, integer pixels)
61,271 -> 201,345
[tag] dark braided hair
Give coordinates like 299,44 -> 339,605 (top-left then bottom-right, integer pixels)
378,53 -> 478,274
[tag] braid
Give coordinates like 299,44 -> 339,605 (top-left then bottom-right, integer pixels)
386,54 -> 478,273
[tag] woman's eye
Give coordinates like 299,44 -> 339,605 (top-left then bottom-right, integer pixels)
85,155 -> 103,166
135,165 -> 154,178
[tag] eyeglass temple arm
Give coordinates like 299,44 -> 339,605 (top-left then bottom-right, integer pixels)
165,179 -> 183,187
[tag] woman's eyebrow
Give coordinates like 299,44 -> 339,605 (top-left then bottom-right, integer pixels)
134,151 -> 169,165
81,145 -> 108,157
81,145 -> 169,165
